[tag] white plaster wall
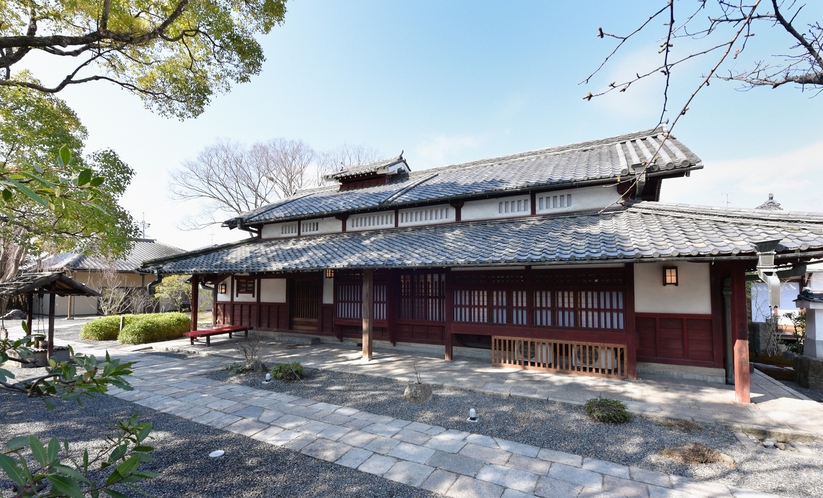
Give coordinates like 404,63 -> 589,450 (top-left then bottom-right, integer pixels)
634,262 -> 711,314
216,277 -> 231,302
398,204 -> 453,227
462,195 -> 530,222
301,217 -> 342,236
323,276 -> 334,304
535,185 -> 622,215
261,278 -> 287,303
349,211 -> 395,231
261,222 -> 299,239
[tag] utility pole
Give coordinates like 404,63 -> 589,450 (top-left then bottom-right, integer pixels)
141,213 -> 151,239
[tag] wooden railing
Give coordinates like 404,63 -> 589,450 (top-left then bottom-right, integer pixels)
491,336 -> 626,379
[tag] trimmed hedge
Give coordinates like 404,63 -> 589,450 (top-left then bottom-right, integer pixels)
80,315 -> 126,341
118,313 -> 191,345
79,313 -> 191,344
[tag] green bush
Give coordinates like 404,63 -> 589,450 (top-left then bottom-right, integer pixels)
270,362 -> 304,382
117,313 -> 191,345
80,315 -> 127,341
584,396 -> 631,424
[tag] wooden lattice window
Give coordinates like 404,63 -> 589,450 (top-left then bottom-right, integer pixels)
400,272 -> 445,322
531,269 -> 626,331
334,271 -> 387,320
235,278 -> 255,297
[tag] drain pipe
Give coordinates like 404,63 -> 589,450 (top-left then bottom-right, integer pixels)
753,239 -> 783,312
147,270 -> 163,296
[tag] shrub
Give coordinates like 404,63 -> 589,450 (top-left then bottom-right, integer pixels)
117,313 -> 191,345
270,362 -> 304,382
584,396 -> 631,424
223,362 -> 251,374
80,315 -> 127,341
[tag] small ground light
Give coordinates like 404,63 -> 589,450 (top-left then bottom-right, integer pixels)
209,450 -> 224,458
467,408 -> 477,422
262,373 -> 272,384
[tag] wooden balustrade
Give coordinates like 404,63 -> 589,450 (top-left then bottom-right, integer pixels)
491,336 -> 626,379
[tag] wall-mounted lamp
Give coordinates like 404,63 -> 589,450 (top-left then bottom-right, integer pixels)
325,269 -> 335,279
219,283 -> 227,294
663,266 -> 678,286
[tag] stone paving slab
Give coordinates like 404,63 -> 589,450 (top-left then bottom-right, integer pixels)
32,336 -> 796,498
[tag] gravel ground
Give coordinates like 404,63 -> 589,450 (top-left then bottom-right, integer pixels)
778,379 -> 823,402
0,366 -> 438,498
205,364 -> 823,498
2,318 -> 823,497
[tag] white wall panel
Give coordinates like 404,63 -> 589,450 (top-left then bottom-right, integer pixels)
634,262 -> 711,314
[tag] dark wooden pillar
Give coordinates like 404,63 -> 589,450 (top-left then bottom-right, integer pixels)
362,269 -> 373,360
624,263 -> 637,379
386,270 -> 399,346
26,293 -> 33,335
444,269 -> 454,361
47,282 -> 55,359
190,274 -> 199,332
212,281 -> 218,327
731,262 -> 751,403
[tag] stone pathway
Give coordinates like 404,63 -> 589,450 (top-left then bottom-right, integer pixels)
153,337 -> 823,439
87,346 -> 778,498
7,318 -> 820,497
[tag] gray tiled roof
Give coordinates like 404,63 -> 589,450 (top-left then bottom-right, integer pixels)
40,240 -> 185,273
227,128 -> 701,227
323,156 -> 408,181
146,202 -> 823,275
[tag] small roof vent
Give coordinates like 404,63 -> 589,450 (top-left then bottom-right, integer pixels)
323,154 -> 410,190
756,193 -> 783,211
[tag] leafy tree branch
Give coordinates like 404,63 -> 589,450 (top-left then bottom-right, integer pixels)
0,0 -> 289,119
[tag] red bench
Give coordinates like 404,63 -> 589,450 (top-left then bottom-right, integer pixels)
183,325 -> 252,346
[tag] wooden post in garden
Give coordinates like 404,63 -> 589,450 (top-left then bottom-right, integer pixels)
47,282 -> 56,359
190,274 -> 199,332
362,269 -> 373,361
731,263 -> 751,403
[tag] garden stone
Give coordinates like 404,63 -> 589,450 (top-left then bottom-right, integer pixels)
403,383 -> 433,403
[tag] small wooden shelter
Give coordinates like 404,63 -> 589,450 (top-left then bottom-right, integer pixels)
0,272 -> 100,359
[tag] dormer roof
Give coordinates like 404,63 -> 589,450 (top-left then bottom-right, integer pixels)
323,154 -> 410,182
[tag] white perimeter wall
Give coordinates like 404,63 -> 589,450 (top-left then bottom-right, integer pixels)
634,262 -> 711,314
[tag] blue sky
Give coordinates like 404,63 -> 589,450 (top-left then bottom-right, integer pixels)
27,1 -> 823,250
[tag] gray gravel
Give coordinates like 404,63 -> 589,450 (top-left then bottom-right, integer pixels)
205,364 -> 823,498
0,369 -> 438,498
778,378 -> 823,402
3,318 -> 823,497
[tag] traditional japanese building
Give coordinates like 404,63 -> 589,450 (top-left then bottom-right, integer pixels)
144,128 -> 823,403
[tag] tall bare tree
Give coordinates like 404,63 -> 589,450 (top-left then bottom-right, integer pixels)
583,0 -> 822,128
171,139 -> 382,228
317,144 -> 382,185
251,138 -> 316,197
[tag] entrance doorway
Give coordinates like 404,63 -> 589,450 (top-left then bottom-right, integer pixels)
291,278 -> 320,332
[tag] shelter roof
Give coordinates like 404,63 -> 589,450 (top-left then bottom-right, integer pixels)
0,273 -> 101,297
39,239 -> 185,273
226,127 -> 701,228
145,202 -> 823,275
